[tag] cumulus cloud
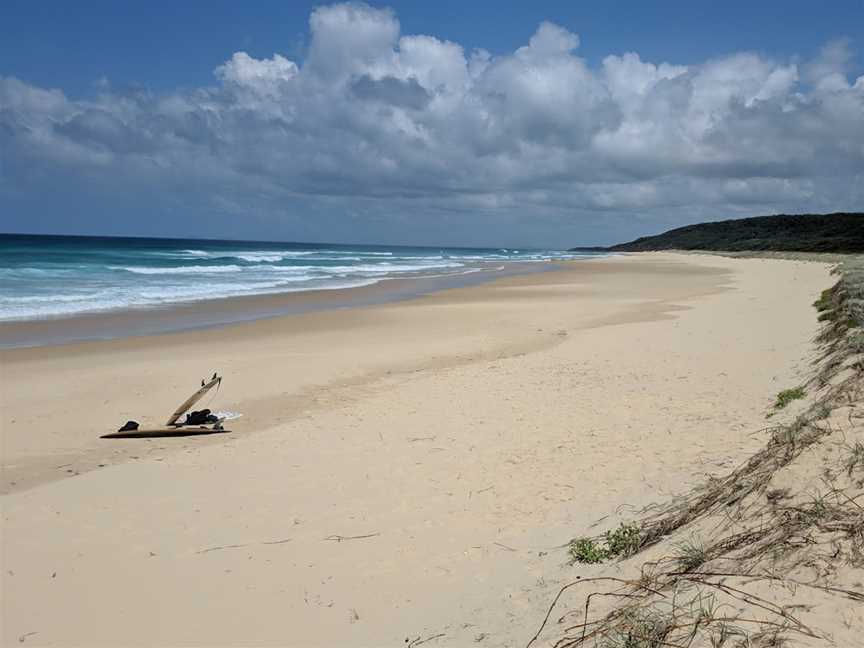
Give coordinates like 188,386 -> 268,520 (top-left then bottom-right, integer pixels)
216,52 -> 298,91
1,2 -> 862,245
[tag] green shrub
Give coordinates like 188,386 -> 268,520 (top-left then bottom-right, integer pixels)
605,523 -> 641,558
569,538 -> 607,564
774,387 -> 805,409
569,522 -> 642,564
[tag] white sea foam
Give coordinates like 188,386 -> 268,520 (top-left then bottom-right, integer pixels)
0,239 -> 603,323
230,251 -> 326,261
0,276 -> 383,321
233,254 -> 286,262
1,291 -> 115,304
317,250 -> 393,256
319,261 -> 464,273
1,266 -> 79,276
111,265 -> 245,274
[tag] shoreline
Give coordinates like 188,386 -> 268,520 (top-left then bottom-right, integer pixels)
1,256 -> 630,494
0,259 -> 567,349
1,252 -> 836,646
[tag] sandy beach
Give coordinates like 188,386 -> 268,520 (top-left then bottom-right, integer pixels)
0,253 -> 835,646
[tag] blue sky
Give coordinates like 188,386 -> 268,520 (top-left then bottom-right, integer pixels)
4,1 -> 862,98
1,1 -> 862,246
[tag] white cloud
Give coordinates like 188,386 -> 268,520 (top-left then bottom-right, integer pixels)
216,52 -> 298,90
307,2 -> 400,79
1,2 -> 862,245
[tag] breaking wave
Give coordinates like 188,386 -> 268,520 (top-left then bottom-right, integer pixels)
0,237 -> 601,321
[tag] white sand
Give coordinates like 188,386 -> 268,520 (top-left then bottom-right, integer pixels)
0,253 -> 832,646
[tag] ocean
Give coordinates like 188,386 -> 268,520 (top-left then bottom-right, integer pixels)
0,234 -> 598,322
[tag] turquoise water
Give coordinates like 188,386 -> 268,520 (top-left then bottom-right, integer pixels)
0,234 -> 598,321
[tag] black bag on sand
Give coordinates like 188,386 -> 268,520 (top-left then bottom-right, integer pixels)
185,409 -> 218,425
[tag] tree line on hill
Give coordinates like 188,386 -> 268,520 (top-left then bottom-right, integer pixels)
571,212 -> 864,253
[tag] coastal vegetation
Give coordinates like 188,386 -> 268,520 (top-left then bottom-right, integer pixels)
569,523 -> 641,564
671,536 -> 707,572
571,212 -> 864,254
773,386 -> 805,409
532,254 -> 864,648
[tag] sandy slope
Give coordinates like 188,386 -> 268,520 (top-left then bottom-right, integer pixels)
0,253 -> 832,646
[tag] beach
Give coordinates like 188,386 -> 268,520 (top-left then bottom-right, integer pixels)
0,253 -> 835,646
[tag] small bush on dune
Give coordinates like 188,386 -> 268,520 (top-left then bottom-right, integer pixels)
774,387 -> 805,409
569,538 -> 607,564
605,523 -> 642,558
569,523 -> 642,564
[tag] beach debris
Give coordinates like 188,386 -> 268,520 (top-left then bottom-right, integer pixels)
102,373 -> 232,439
324,532 -> 381,542
492,541 -> 517,552
406,633 -> 446,647
196,537 -> 292,554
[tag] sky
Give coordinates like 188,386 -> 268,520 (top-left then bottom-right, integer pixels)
1,1 -> 862,247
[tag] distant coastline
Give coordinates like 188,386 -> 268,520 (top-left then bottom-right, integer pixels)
570,211 -> 864,253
